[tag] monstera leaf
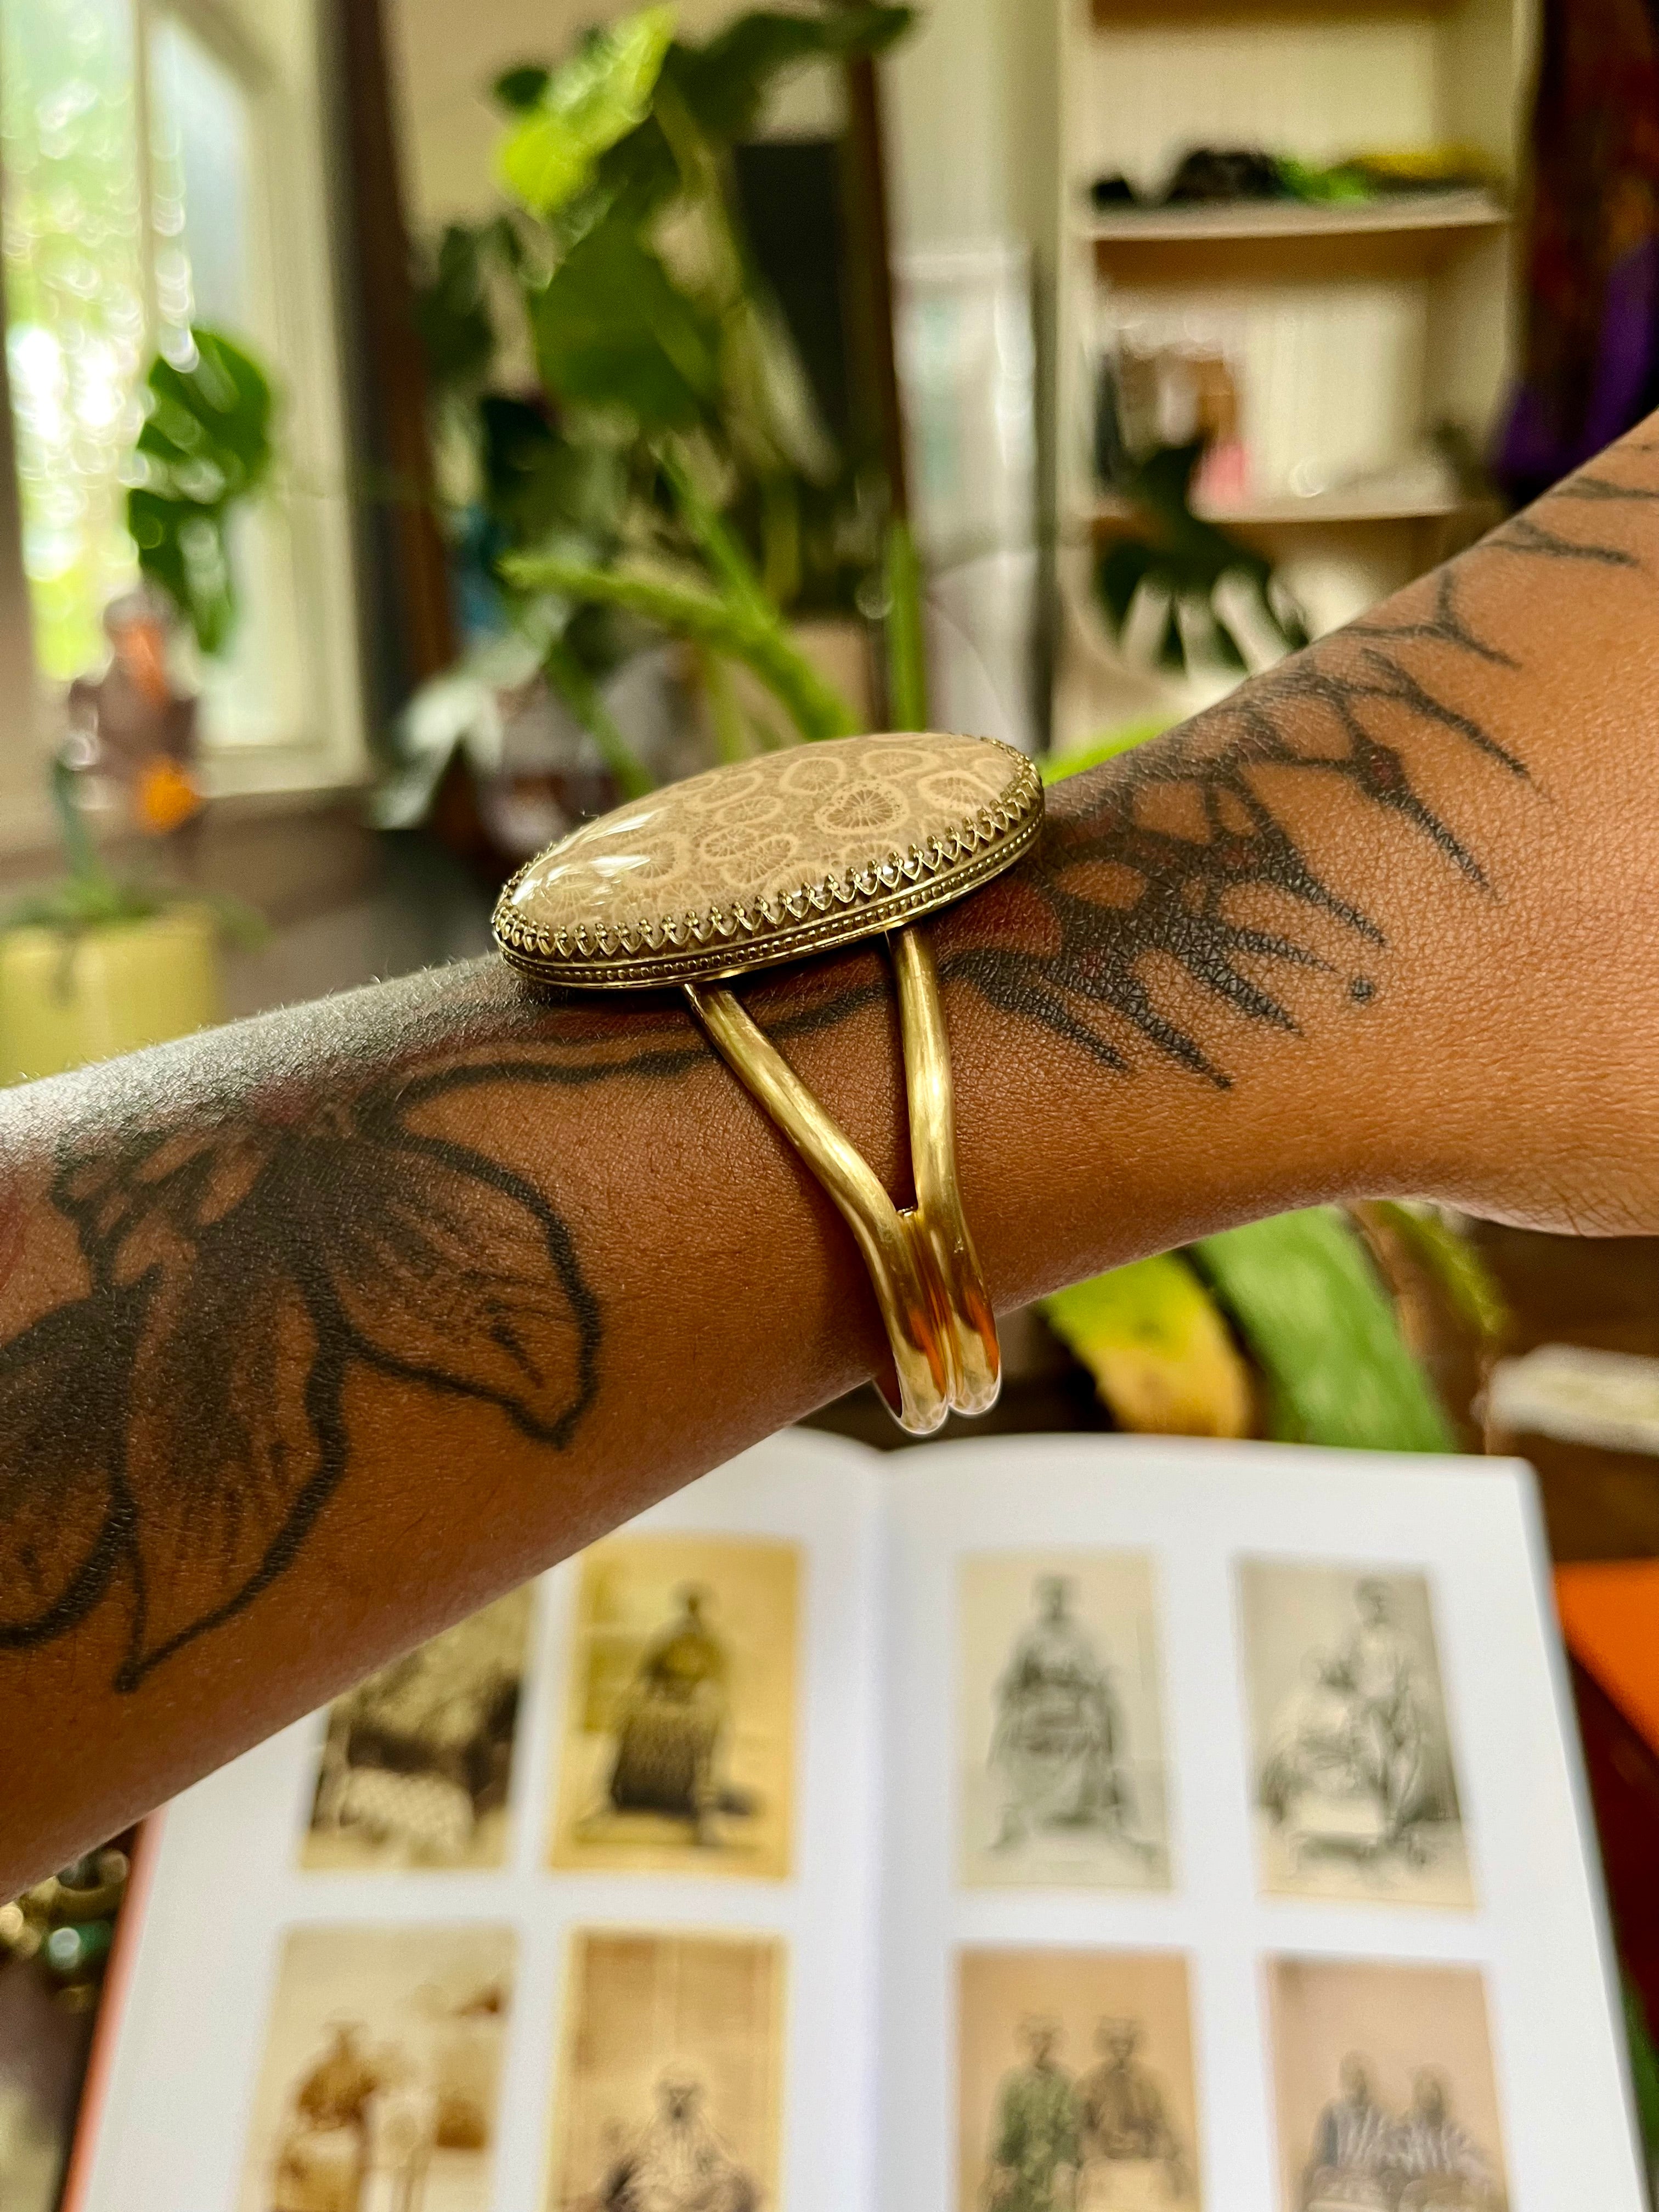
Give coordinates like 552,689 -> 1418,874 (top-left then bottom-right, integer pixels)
532,224 -> 721,429
497,7 -> 676,217
126,329 -> 274,656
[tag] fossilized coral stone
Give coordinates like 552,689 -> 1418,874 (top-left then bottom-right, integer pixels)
493,731 -> 1043,988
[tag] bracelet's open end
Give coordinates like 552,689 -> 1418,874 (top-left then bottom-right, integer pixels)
684,924 -> 1000,1438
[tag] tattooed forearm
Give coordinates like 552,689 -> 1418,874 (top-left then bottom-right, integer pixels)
0,435 -> 1652,1696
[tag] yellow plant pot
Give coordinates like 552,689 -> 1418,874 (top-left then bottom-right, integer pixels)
0,907 -> 223,1085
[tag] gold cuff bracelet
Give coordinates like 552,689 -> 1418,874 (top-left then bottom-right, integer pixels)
492,731 -> 1045,1435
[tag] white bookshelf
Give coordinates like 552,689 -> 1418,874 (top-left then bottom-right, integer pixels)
1051,0 -> 1535,751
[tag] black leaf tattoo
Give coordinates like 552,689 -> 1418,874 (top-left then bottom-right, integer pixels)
0,1064 -> 600,1689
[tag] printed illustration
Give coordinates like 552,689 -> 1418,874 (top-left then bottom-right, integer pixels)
549,1536 -> 798,1879
236,1922 -> 513,2212
960,1554 -> 1171,1890
302,1585 -> 534,1871
958,1948 -> 1201,2210
549,1929 -> 785,2211
1269,1957 -> 1508,2211
1239,1562 -> 1472,1906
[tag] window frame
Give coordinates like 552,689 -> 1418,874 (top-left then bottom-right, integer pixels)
0,0 -> 368,847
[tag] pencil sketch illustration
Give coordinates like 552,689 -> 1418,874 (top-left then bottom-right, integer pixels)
550,1931 -> 783,2212
237,1923 -> 514,2212
959,1950 -> 1201,2211
303,1587 -> 533,1870
1240,1564 -> 1471,1906
961,1555 -> 1170,1891
1269,1959 -> 1507,2212
550,1537 -> 798,1878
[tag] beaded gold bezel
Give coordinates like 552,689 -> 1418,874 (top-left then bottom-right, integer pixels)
492,733 -> 1043,989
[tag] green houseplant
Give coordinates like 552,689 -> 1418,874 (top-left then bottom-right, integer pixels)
383,2 -> 918,823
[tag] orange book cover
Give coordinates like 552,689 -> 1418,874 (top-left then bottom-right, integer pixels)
1556,1560 -> 1659,1759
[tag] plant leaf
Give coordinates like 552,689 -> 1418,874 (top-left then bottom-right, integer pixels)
1043,1254 -> 1254,1437
1360,1199 -> 1509,1350
479,396 -> 627,546
413,224 -> 499,392
494,63 -> 551,112
657,445 -> 772,622
543,638 -> 654,798
498,7 -> 676,217
664,7 -> 912,143
532,223 -> 720,428
126,328 -> 274,656
1193,1207 -> 1455,1452
504,546 -> 857,742
883,517 -> 929,730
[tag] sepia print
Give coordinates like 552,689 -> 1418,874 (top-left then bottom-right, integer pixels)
960,1554 -> 1171,1891
548,1929 -> 785,2212
1238,1562 -> 1472,1906
236,1922 -> 514,2212
302,1587 -> 534,1871
549,1536 -> 798,1879
1268,1957 -> 1508,2212
958,1948 -> 1201,2212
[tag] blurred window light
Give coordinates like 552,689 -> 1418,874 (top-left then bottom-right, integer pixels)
1,0 -> 146,682
0,0 -> 257,685
148,14 -> 251,354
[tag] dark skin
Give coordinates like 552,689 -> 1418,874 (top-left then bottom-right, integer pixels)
3,418 -> 1659,1894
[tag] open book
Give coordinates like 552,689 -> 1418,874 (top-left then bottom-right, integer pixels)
69,1431 -> 1641,2211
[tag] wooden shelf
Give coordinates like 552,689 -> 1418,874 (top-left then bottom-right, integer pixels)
1094,0 -> 1466,22
1085,482 -> 1465,527
1081,189 -> 1507,281
1079,188 -> 1505,243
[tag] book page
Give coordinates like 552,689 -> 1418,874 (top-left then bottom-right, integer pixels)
876,1433 -> 1642,2212
76,1428 -> 885,2212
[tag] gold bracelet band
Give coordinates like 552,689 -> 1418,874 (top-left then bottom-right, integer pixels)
686,927 -> 997,1435
491,731 -> 1042,1437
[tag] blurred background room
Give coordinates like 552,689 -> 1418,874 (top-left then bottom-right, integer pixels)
5,0 -> 1659,2200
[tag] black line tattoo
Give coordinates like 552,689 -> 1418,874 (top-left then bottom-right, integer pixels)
947,494 -> 1647,1081
1485,513 -> 1640,567
1554,472 -> 1659,506
1346,570 -> 1517,667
